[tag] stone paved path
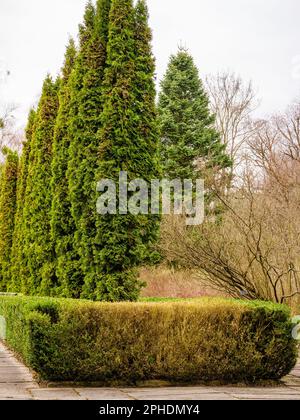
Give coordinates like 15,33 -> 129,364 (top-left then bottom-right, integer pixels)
1,341 -> 300,400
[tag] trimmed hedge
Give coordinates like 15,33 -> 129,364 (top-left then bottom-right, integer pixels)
0,296 -> 297,383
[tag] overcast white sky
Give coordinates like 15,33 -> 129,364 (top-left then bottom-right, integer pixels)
1,0 -> 300,127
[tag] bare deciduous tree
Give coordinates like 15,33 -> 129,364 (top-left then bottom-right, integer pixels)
206,72 -> 258,177
274,102 -> 300,163
248,102 -> 300,194
0,106 -> 23,160
160,104 -> 300,310
0,69 -> 23,158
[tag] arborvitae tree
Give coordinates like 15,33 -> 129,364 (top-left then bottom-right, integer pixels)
158,49 -> 231,181
67,0 -> 111,297
9,109 -> 36,292
0,147 -> 18,291
87,0 -> 160,301
50,39 -> 79,297
22,76 -> 59,295
131,0 -> 161,261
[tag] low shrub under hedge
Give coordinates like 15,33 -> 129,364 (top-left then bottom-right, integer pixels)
0,296 -> 298,383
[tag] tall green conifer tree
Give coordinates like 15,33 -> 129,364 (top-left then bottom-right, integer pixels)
88,0 -> 160,301
67,0 -> 112,297
0,148 -> 18,290
67,0 -> 96,234
9,109 -> 36,292
50,39 -> 79,297
158,49 -> 231,181
50,2 -> 96,297
22,76 -> 59,295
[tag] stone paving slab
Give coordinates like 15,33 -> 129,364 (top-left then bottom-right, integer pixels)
209,386 -> 300,395
0,398 -> 32,400
291,370 -> 300,377
76,389 -> 134,400
0,342 -> 37,399
230,394 -> 300,400
0,374 -> 35,383
123,391 -> 236,401
0,383 -> 39,392
121,387 -> 229,395
30,389 -> 86,400
0,360 -> 25,367
0,341 -> 300,400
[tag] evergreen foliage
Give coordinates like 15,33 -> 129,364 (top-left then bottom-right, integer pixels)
0,296 -> 297,383
158,49 -> 231,181
0,148 -> 18,290
67,0 -> 112,298
88,0 -> 161,301
22,76 -> 59,295
9,110 -> 36,292
50,39 -> 79,297
3,0 -> 161,301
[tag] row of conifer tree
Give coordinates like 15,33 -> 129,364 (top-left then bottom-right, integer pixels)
0,0 -> 161,301
0,0 -> 230,301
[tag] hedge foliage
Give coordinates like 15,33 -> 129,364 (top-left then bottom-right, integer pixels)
0,296 -> 297,383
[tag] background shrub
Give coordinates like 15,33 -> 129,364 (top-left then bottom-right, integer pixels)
0,296 -> 297,383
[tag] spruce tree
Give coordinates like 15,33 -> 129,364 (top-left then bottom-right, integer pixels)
87,0 -> 160,301
9,109 -> 36,292
67,0 -> 111,297
0,147 -> 18,291
50,39 -> 79,297
158,49 -> 231,181
22,76 -> 59,295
